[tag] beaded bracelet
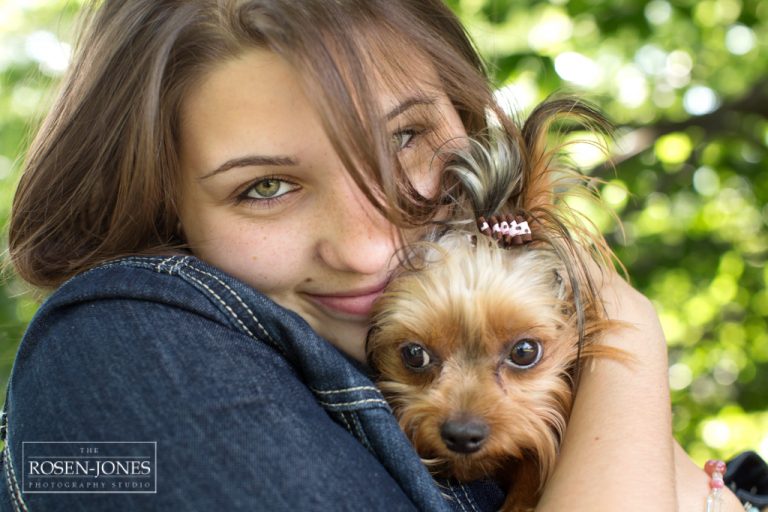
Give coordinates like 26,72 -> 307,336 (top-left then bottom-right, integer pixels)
705,459 -> 726,512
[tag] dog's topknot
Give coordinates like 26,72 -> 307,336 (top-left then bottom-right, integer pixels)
431,97 -> 621,377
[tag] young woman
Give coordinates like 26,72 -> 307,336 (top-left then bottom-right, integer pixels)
1,1 -> 745,510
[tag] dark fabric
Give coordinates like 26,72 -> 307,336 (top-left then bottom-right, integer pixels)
0,255 -> 504,512
726,451 -> 768,508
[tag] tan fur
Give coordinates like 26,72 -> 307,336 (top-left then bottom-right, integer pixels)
368,99 -> 629,511
368,234 -> 620,511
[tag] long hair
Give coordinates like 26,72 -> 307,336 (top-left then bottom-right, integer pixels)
433,98 -> 623,380
8,0 -> 514,289
366,101 -> 628,502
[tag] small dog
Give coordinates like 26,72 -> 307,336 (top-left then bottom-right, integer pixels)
367,100 -> 626,512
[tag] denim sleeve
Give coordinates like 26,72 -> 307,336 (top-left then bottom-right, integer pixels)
5,298 -> 418,512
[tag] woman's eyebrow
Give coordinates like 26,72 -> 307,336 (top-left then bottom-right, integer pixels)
199,155 -> 298,180
198,96 -> 436,181
386,95 -> 438,121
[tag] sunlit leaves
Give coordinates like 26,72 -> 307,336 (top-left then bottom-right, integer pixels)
655,132 -> 693,165
0,0 -> 765,466
451,0 -> 768,464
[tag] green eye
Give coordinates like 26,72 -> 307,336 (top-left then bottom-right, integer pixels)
253,179 -> 281,198
392,129 -> 416,150
242,178 -> 299,202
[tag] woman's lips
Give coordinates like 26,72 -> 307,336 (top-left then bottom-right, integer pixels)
304,283 -> 388,318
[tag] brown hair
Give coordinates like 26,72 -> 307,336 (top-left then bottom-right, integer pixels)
8,0 -> 504,289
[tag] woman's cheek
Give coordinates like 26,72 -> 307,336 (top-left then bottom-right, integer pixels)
192,220 -> 306,293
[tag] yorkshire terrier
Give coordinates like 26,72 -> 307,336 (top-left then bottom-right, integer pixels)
367,100 -> 627,512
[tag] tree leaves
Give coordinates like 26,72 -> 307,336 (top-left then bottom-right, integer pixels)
0,0 -> 765,462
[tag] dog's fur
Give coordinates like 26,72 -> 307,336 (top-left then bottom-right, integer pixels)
367,100 -> 626,511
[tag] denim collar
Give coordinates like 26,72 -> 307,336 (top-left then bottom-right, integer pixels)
48,255 -> 455,511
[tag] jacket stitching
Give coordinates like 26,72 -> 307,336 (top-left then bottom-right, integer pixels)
178,270 -> 289,361
460,483 -> 480,512
94,256 -> 182,275
336,410 -> 353,434
348,412 -> 373,452
170,256 -> 190,274
56,257 -> 162,290
3,442 -> 28,512
311,386 -> 380,395
181,271 -> 258,338
183,265 -> 278,348
79,258 -> 395,418
98,257 -> 280,350
2,444 -> 15,512
90,258 -> 282,355
338,411 -> 372,453
447,484 -> 468,512
316,398 -> 389,408
155,257 -> 172,274
102,256 -> 163,267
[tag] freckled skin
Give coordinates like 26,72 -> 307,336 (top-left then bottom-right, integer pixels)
177,49 -> 466,361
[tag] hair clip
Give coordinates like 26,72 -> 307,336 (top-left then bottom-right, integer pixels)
477,214 -> 532,248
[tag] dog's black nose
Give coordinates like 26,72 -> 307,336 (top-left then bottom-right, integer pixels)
440,417 -> 489,454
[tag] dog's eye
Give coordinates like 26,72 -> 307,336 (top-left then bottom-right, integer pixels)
400,343 -> 431,370
505,339 -> 543,369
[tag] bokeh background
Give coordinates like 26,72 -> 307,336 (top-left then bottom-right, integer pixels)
1,0 -> 766,463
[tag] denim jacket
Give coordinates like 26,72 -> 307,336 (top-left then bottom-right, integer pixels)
0,255 -> 504,511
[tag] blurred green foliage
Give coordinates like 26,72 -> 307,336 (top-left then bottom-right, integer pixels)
445,0 -> 768,462
1,0 -> 766,464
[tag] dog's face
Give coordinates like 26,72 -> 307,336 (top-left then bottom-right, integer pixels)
368,234 -> 583,485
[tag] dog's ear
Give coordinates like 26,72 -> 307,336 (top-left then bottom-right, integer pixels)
517,98 -> 613,214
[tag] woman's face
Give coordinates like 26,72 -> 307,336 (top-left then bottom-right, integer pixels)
178,49 -> 465,361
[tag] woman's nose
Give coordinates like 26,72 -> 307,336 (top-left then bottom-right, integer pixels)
315,177 -> 398,276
